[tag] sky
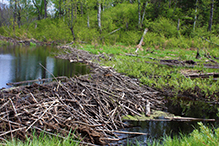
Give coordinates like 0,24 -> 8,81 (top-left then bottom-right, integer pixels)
1,0 -> 9,5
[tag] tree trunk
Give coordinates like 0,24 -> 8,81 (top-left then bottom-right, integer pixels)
33,0 -> 41,20
138,0 -> 141,28
141,1 -> 148,26
59,0 -> 62,17
81,2 -> 83,16
13,0 -> 17,31
208,0 -> 214,32
44,0 -> 47,18
193,0 -> 198,31
177,19 -> 180,31
172,0 -> 178,17
70,27 -> 76,41
169,0 -> 171,8
87,14 -> 90,28
97,1 -> 102,33
17,2 -> 21,28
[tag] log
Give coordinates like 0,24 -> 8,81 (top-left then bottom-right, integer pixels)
183,72 -> 219,78
166,116 -> 215,122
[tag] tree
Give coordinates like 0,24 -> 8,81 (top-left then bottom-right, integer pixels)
208,0 -> 214,31
193,0 -> 198,31
97,0 -> 102,33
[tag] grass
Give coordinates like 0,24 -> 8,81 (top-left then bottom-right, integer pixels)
4,131 -> 81,146
149,122 -> 219,146
77,43 -> 219,100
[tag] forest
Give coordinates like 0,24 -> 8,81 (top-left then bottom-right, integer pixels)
1,0 -> 219,146
0,0 -> 218,47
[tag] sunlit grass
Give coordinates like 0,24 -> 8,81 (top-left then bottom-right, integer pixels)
80,44 -> 219,100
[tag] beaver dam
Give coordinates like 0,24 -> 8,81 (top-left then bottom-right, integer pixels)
0,46 -> 166,145
0,45 -> 217,145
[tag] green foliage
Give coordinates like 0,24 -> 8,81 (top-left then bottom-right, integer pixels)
149,17 -> 178,38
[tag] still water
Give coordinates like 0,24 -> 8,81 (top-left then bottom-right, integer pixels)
122,100 -> 219,145
0,46 -> 90,88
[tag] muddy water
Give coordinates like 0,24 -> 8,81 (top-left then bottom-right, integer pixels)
0,46 -> 90,88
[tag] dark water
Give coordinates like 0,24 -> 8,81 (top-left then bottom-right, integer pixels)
122,100 -> 219,145
0,46 -> 90,88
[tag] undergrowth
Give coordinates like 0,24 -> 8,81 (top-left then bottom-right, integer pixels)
78,44 -> 219,100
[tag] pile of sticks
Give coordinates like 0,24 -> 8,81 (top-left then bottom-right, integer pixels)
0,66 -> 164,145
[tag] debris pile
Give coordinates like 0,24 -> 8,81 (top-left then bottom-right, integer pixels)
0,65 -> 165,145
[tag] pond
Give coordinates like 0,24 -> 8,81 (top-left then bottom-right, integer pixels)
0,45 -> 90,89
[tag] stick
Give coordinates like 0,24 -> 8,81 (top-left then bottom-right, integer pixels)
9,98 -> 21,123
30,92 -> 38,103
0,127 -> 26,137
26,100 -> 58,132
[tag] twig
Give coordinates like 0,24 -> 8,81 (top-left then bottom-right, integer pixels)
26,100 -> 58,132
0,127 -> 26,137
9,98 -> 21,124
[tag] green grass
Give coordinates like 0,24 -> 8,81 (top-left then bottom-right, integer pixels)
4,130 -> 81,146
149,122 -> 219,146
77,44 -> 219,100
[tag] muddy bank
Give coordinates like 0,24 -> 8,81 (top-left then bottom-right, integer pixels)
0,35 -> 57,46
0,45 -> 166,145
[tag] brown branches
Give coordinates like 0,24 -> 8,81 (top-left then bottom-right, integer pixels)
0,65 -> 164,144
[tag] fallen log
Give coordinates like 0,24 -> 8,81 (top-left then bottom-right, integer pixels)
165,116 -> 215,122
183,72 -> 219,78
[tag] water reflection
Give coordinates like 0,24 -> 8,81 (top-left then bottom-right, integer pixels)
123,100 -> 219,145
0,46 -> 90,88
